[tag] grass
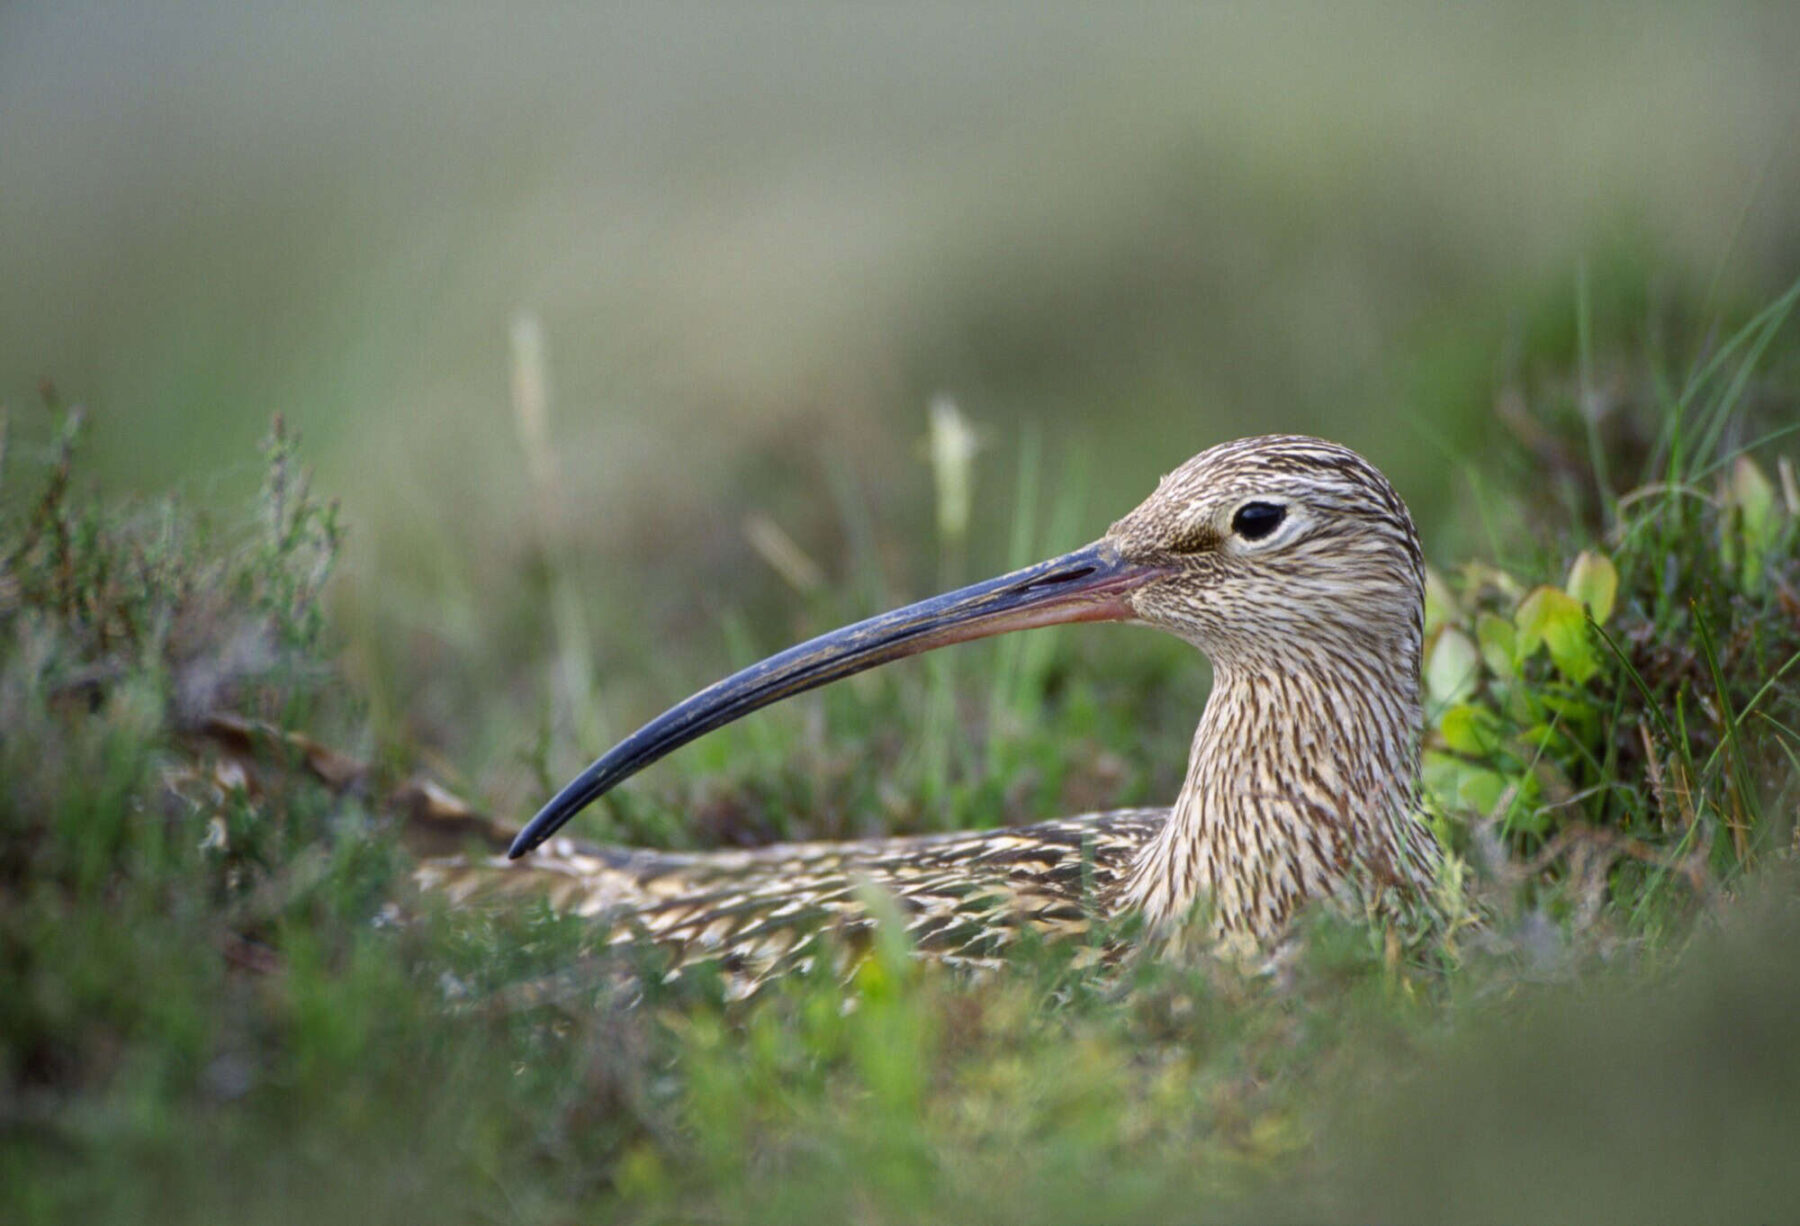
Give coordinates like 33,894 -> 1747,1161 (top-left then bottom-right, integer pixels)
3,276 -> 1800,1224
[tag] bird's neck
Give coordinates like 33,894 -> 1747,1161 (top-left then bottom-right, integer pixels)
1119,646 -> 1436,942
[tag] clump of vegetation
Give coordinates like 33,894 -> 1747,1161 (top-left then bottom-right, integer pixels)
0,398 -> 645,1221
1420,283 -> 1800,947
2,281 -> 1798,1224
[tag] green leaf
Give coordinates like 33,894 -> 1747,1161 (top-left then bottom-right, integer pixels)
1426,628 -> 1480,708
1439,703 -> 1502,756
1564,550 -> 1618,624
1513,586 -> 1555,656
1423,566 -> 1460,636
1420,750 -> 1461,804
1502,680 -> 1542,725
1539,692 -> 1598,734
1456,767 -> 1510,815
1515,585 -> 1599,683
1421,751 -> 1508,815
1519,722 -> 1561,752
1458,560 -> 1522,602
1475,612 -> 1518,678
1727,454 -> 1780,590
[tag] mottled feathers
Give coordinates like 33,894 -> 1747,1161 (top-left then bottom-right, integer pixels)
418,810 -> 1165,996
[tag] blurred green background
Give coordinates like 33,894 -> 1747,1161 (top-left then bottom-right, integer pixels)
4,1 -> 1797,798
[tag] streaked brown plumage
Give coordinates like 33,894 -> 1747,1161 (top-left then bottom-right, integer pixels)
421,435 -> 1442,992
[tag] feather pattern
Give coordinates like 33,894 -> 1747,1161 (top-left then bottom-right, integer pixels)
418,810 -> 1165,994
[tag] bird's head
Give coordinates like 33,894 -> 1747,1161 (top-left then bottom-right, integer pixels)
1104,435 -> 1425,669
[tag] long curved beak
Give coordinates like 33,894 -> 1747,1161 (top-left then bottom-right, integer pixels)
508,539 -> 1165,858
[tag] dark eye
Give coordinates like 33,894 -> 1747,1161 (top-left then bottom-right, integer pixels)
1231,502 -> 1286,541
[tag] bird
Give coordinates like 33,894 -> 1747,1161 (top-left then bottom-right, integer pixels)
421,434 -> 1443,993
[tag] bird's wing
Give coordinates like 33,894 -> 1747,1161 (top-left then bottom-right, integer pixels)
415,809 -> 1166,993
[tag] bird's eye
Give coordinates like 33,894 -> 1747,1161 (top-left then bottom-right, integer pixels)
1231,502 -> 1286,541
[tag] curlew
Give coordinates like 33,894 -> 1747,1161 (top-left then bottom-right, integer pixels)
434,435 -> 1442,989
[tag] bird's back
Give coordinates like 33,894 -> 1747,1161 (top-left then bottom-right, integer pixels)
417,807 -> 1167,995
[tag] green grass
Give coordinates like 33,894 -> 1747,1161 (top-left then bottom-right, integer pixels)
4,277 -> 1800,1224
